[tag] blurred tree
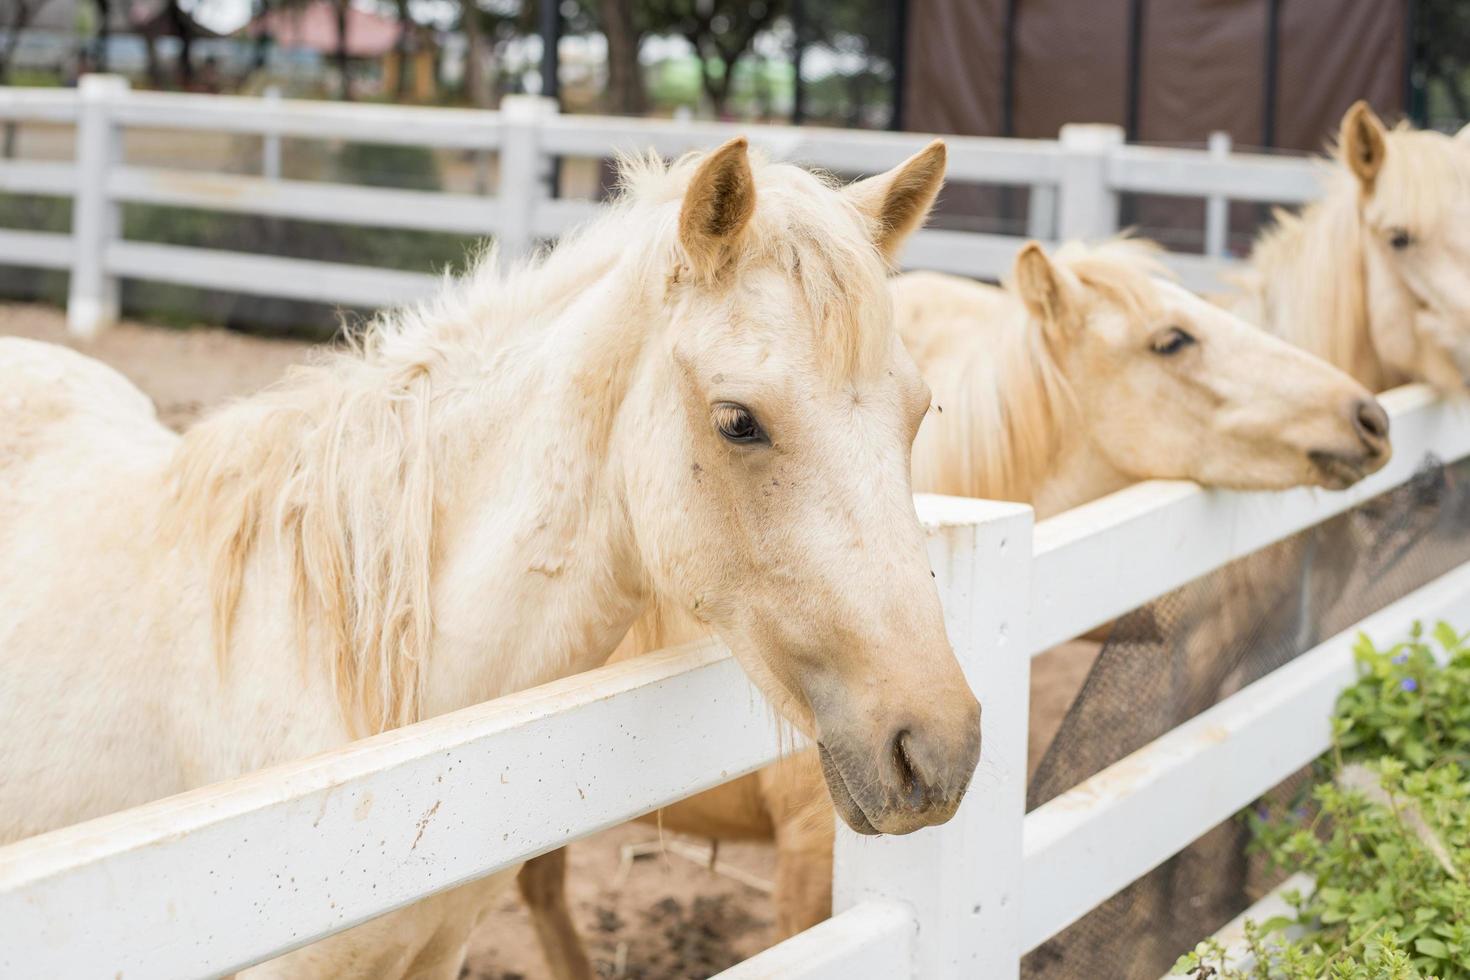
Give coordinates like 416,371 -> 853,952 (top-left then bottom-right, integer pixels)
0,0 -> 55,84
597,0 -> 646,113
456,0 -> 527,107
164,0 -> 197,89
249,0 -> 272,72
90,0 -> 111,71
392,0 -> 413,98
332,0 -> 351,99
643,0 -> 783,116
801,0 -> 893,127
1413,0 -> 1470,125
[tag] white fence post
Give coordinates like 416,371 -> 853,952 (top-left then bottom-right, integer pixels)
66,73 -> 127,338
833,497 -> 1035,978
497,94 -> 558,260
1026,185 -> 1057,241
262,85 -> 282,181
1056,123 -> 1124,242
1204,130 -> 1231,258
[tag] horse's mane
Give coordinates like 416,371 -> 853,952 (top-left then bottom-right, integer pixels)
165,148 -> 893,736
1228,175 -> 1379,386
1228,122 -> 1470,390
916,238 -> 1166,503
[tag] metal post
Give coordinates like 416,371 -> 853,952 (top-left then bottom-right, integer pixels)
889,0 -> 909,130
498,94 -> 558,260
538,0 -> 561,101
1056,123 -> 1124,242
791,0 -> 806,125
262,84 -> 282,181
538,0 -> 561,197
1204,131 -> 1231,258
1001,0 -> 1021,137
833,496 -> 1035,978
1262,0 -> 1281,148
67,74 -> 128,338
1124,0 -> 1147,142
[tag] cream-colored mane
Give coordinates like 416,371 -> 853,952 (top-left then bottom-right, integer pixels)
1229,122 -> 1470,390
165,150 -> 893,737
911,239 -> 1165,503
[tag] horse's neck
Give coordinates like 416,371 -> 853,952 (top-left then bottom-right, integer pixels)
418,268 -> 654,715
913,306 -> 1122,517
1030,435 -> 1132,520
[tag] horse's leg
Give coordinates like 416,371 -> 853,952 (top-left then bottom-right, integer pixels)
518,848 -> 594,980
760,751 -> 835,939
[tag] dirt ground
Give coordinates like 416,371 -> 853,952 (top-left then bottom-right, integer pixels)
0,302 -> 1098,979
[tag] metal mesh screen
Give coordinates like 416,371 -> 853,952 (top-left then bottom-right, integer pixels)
1023,455 -> 1470,979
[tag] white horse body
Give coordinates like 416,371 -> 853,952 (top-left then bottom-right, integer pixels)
0,329 -> 623,976
1,139 -> 976,979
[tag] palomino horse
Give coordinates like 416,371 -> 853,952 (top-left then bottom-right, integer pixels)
0,140 -> 979,979
517,237 -> 1390,977
1027,102 -> 1470,979
1228,100 -> 1470,390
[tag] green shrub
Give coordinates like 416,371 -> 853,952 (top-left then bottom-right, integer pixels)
1174,624 -> 1470,980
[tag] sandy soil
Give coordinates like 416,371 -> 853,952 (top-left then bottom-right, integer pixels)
0,302 -> 1098,979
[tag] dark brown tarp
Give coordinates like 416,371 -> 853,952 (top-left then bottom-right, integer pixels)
905,0 -> 1408,152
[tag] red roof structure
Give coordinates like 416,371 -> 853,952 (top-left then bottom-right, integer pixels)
245,2 -> 402,59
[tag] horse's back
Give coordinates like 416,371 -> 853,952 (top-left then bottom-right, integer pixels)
0,338 -> 185,844
890,270 -> 1012,366
0,337 -> 170,482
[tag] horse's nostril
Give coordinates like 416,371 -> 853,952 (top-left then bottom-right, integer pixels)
1353,398 -> 1390,445
892,729 -> 919,797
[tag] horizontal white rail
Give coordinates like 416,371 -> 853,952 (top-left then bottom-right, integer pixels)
0,87 -> 77,123
104,241 -> 437,307
0,229 -> 73,270
1106,145 -> 1323,203
1161,250 -> 1242,294
1020,560 -> 1470,951
0,643 -> 797,979
106,90 -> 504,149
715,901 -> 916,980
1028,383 -> 1470,654
900,228 -> 1055,278
0,159 -> 75,196
538,114 -> 1065,185
108,167 -> 507,236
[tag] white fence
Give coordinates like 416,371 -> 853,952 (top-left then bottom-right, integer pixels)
0,76 -> 1325,337
3,82 -> 1467,979
2,386 -> 1466,980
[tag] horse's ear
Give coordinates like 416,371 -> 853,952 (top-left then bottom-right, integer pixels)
1013,242 -> 1077,341
1455,120 -> 1470,147
679,137 -> 756,280
1340,100 -> 1388,190
844,140 -> 947,263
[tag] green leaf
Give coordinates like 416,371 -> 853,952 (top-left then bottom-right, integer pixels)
1414,936 -> 1448,958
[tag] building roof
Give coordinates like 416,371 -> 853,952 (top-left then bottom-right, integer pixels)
244,2 -> 403,59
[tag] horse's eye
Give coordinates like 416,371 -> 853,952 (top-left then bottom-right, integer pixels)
712,402 -> 766,445
1389,228 -> 1413,250
1150,326 -> 1197,356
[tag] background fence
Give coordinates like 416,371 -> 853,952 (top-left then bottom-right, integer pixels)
0,75 -> 1324,337
1,80 -> 1464,980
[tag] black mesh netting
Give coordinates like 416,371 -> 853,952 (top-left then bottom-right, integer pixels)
1022,454 -> 1470,980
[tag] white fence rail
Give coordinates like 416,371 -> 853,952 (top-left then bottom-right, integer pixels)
0,76 -> 1325,337
1,80 -> 1461,979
